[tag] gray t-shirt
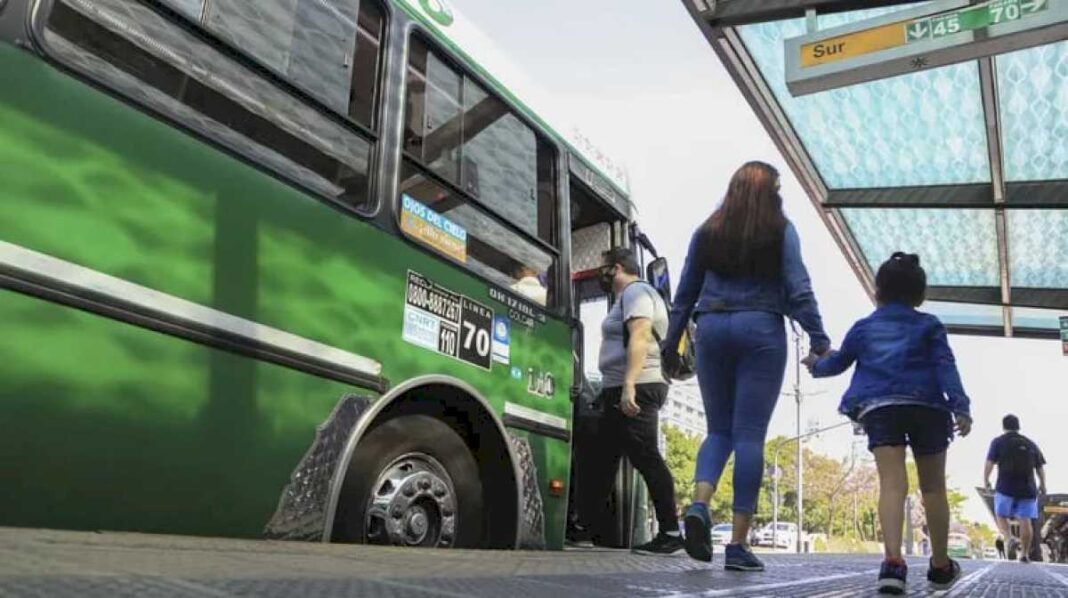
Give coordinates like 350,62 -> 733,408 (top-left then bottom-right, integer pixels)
598,282 -> 669,388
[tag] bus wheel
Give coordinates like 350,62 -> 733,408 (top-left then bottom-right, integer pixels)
335,415 -> 483,548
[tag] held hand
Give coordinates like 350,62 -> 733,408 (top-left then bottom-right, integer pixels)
984,479 -> 992,491
620,384 -> 641,418
661,348 -> 681,377
800,350 -> 823,369
954,414 -> 972,437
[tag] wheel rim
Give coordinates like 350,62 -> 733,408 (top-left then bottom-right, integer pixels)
364,452 -> 458,547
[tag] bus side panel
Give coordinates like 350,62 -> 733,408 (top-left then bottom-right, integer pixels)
0,44 -> 573,545
0,288 -> 356,537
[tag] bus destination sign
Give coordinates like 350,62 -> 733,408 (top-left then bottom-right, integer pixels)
800,0 -> 1049,68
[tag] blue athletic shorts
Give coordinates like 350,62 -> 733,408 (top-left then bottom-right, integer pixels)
860,405 -> 953,456
994,492 -> 1039,519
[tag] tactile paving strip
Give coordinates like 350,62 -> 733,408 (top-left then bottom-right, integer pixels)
2,528 -> 1068,597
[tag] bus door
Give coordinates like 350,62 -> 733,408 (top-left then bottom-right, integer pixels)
565,178 -> 671,547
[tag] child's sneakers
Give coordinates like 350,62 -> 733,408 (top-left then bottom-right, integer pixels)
927,558 -> 962,590
877,558 -> 908,594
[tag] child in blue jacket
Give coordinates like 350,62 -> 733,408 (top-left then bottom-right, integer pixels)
805,252 -> 972,594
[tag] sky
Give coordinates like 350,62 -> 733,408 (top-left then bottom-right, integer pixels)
450,0 -> 1066,525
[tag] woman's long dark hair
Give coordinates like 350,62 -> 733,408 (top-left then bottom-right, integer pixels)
695,161 -> 787,279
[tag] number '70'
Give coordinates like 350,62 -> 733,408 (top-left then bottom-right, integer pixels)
462,321 -> 491,357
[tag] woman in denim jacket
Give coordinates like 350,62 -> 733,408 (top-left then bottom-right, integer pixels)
663,161 -> 830,571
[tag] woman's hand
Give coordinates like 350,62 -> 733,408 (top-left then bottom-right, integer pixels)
800,349 -> 823,369
662,347 -> 682,379
954,413 -> 972,437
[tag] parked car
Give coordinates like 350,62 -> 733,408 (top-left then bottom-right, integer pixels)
710,523 -> 733,546
749,526 -> 761,546
757,522 -> 798,549
982,546 -> 998,560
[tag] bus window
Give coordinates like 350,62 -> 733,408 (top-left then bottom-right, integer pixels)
402,35 -> 559,306
43,0 -> 379,209
199,0 -> 359,115
400,163 -> 555,307
348,0 -> 386,130
405,38 -> 463,185
460,81 -> 554,245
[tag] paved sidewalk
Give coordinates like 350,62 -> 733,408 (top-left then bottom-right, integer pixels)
1,527 -> 1066,596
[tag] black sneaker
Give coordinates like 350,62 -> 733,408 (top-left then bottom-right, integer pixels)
724,543 -> 765,571
565,525 -> 593,548
927,558 -> 961,590
1020,554 -> 1031,564
877,558 -> 908,594
632,532 -> 684,555
682,503 -> 713,563
1008,537 -> 1020,559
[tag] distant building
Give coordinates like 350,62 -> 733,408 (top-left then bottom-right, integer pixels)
661,380 -> 705,439
584,371 -> 705,439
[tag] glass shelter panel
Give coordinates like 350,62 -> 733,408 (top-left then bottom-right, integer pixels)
840,208 -> 1000,287
925,302 -> 1004,329
1007,209 -> 1068,288
738,8 -> 989,189
1012,307 -> 1065,331
997,41 -> 1068,182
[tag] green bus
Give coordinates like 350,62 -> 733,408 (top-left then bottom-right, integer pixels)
0,0 -> 667,549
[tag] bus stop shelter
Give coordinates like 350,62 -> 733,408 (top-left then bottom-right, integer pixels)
682,0 -> 1067,339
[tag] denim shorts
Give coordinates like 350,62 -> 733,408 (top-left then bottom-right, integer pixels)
860,405 -> 953,456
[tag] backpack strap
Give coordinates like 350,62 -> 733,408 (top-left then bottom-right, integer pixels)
620,281 -> 665,348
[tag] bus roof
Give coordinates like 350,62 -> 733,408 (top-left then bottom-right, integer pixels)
392,0 -> 632,202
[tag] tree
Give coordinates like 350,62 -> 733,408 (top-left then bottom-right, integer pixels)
762,435 -> 799,524
947,489 -> 968,522
966,520 -> 996,550
663,425 -> 700,515
662,425 -> 740,521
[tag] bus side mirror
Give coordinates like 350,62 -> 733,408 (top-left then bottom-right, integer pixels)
646,257 -> 672,302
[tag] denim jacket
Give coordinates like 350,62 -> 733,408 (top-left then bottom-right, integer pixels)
810,302 -> 971,420
664,220 -> 830,354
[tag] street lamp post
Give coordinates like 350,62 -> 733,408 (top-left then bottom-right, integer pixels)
770,419 -> 852,551
793,332 -> 803,553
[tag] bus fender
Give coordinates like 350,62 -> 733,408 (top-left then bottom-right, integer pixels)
263,376 -> 526,549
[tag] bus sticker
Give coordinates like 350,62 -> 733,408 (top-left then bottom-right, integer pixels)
526,368 -> 555,399
400,194 -> 468,264
492,314 -> 511,365
404,271 -> 493,370
488,287 -> 545,328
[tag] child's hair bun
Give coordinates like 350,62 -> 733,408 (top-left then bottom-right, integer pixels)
890,252 -> 920,266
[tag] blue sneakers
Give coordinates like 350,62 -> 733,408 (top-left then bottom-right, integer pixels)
682,503 -> 713,562
724,543 -> 765,572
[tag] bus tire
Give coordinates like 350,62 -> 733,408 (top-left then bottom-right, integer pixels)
333,414 -> 484,548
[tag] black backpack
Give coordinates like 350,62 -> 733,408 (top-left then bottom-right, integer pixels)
998,433 -> 1036,477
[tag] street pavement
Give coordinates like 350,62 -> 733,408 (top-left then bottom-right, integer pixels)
1,527 -> 1067,597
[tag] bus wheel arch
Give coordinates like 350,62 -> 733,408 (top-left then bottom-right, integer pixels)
325,376 -> 521,549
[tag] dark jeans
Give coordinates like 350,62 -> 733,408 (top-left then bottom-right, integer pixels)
580,382 -> 678,534
694,311 -> 787,514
